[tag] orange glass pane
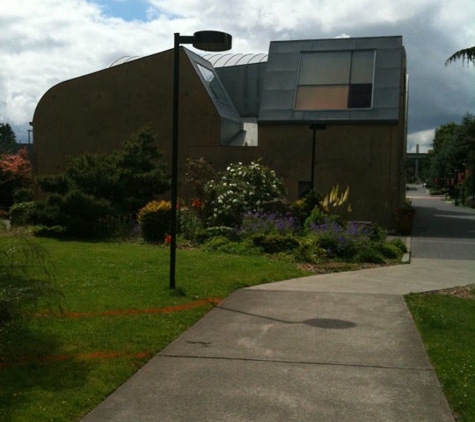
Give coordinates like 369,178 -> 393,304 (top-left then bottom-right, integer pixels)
295,86 -> 349,110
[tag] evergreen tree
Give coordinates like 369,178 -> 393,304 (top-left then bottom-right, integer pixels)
0,123 -> 17,154
33,128 -> 170,238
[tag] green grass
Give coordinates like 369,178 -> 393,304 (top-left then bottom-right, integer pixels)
0,236 -> 308,422
405,290 -> 475,422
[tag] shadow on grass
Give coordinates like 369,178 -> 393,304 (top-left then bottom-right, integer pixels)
0,320 -> 91,421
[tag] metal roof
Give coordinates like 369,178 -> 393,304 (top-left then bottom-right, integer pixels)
201,53 -> 268,67
109,56 -> 141,67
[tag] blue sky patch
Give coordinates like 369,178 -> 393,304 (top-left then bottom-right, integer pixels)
92,0 -> 150,22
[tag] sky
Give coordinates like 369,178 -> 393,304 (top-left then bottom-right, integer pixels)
1,0 -> 474,152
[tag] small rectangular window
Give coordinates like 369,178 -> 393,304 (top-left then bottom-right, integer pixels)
348,83 -> 372,108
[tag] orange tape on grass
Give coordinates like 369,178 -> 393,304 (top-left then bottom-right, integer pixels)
63,298 -> 222,318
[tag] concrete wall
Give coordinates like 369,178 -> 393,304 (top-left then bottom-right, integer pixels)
33,48 -> 220,177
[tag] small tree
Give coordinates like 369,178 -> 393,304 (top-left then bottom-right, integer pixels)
31,128 -> 169,238
0,147 -> 33,210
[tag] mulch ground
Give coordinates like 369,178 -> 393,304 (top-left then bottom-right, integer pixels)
421,284 -> 475,299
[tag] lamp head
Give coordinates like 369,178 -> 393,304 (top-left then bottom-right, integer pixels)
192,31 -> 232,52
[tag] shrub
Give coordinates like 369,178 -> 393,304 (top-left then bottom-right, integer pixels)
239,211 -> 297,237
290,190 -> 323,227
194,226 -> 237,244
389,238 -> 408,253
137,200 -> 171,242
309,219 -> 381,260
56,190 -> 114,238
9,201 -> 35,227
32,225 -> 67,238
178,207 -> 203,241
12,187 -> 33,203
0,238 -> 64,325
202,236 -> 261,256
250,233 -> 299,254
32,128 -> 169,239
377,242 -> 403,259
352,247 -> 386,264
293,237 -> 328,264
204,161 -> 286,227
303,207 -> 330,232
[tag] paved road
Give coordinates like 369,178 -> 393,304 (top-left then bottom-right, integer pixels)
409,186 -> 475,260
80,186 -> 474,422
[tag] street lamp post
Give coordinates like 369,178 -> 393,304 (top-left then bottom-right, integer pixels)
170,31 -> 232,290
309,123 -> 327,191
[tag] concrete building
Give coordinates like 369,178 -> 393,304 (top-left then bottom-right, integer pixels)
33,35 -> 408,229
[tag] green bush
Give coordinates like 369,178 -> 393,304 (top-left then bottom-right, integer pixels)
12,187 -> 33,203
204,161 -> 286,227
303,207 -> 328,232
32,128 -> 169,239
178,207 -> 203,241
137,200 -> 171,242
290,190 -> 323,227
194,226 -> 237,243
389,238 -> 408,253
9,201 -> 35,227
57,190 -> 114,238
293,237 -> 327,264
378,242 -> 403,259
202,236 -> 261,256
32,225 -> 67,238
251,233 -> 299,254
352,246 -> 386,264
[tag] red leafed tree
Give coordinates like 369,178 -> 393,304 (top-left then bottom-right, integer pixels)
0,147 -> 33,209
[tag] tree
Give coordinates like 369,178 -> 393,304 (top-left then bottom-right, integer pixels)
446,46 -> 475,66
31,128 -> 170,238
0,147 -> 33,209
427,114 -> 475,202
0,123 -> 17,154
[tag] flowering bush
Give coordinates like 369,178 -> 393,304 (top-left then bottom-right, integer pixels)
0,147 -> 33,210
239,211 -> 297,236
137,200 -> 171,242
204,161 -> 285,227
308,219 -> 391,262
290,190 -> 323,227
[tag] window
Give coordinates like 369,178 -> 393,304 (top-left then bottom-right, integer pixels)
197,63 -> 230,104
295,50 -> 374,110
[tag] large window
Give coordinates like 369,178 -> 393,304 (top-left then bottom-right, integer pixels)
295,50 -> 375,110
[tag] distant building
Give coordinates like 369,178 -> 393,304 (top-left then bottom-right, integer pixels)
33,35 -> 408,229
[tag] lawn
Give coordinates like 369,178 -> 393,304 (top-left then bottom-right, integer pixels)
2,234 -> 473,422
405,287 -> 475,422
0,236 -> 308,422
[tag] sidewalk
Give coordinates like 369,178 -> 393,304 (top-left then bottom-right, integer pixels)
80,186 -> 474,421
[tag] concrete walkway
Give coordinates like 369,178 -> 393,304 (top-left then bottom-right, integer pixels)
81,186 -> 475,422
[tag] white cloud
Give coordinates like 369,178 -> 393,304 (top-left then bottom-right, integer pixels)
407,129 -> 435,153
0,0 -> 474,145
